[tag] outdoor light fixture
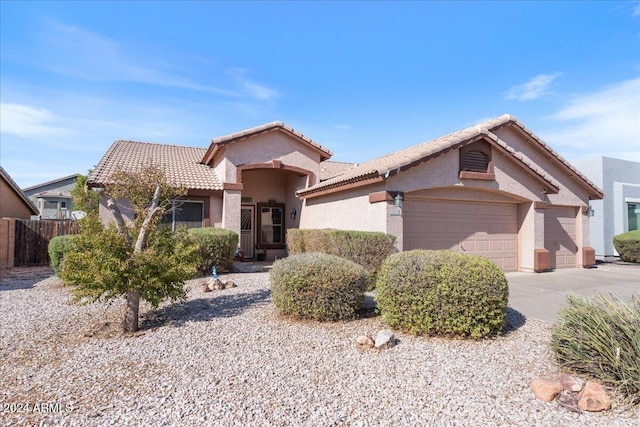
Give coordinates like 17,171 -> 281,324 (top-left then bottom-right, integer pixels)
290,208 -> 297,220
394,191 -> 403,208
585,205 -> 595,217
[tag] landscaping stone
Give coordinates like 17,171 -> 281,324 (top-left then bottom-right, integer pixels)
224,280 -> 237,289
207,278 -> 224,291
578,381 -> 612,412
555,373 -> 584,392
531,378 -> 563,402
356,335 -> 375,350
556,390 -> 581,413
374,329 -> 396,349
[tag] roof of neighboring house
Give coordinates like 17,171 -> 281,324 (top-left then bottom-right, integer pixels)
319,161 -> 357,181
89,140 -> 223,190
201,121 -> 333,165
22,173 -> 80,192
0,166 -> 39,215
298,114 -> 604,199
32,190 -> 72,198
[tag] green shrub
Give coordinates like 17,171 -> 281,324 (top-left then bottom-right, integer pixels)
188,228 -> 239,275
286,228 -> 396,289
613,230 -> 640,263
375,250 -> 509,339
270,253 -> 368,321
551,293 -> 640,403
48,235 -> 77,276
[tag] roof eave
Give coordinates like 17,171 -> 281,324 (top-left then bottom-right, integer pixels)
491,119 -> 604,200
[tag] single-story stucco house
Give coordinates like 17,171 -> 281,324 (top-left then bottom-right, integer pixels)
572,156 -> 640,259
88,114 -> 603,272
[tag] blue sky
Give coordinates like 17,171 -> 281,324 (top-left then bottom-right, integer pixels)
1,1 -> 639,188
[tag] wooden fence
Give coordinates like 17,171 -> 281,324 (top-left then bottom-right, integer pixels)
13,219 -> 81,267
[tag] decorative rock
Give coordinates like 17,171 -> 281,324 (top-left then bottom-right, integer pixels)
356,335 -> 375,350
374,329 -> 396,350
224,281 -> 237,289
207,278 -> 224,291
578,381 -> 611,412
555,373 -> 584,392
530,378 -> 563,402
556,390 -> 581,413
200,282 -> 211,293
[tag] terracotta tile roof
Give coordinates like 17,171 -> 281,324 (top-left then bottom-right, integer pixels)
89,140 -> 222,190
297,115 -> 603,199
202,121 -> 333,164
0,166 -> 39,215
319,161 -> 357,181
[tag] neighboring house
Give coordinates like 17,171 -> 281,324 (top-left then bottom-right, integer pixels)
88,114 -> 603,272
1,166 -> 39,219
572,156 -> 640,259
22,174 -> 80,219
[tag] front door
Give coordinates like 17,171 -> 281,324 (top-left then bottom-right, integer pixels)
240,206 -> 254,259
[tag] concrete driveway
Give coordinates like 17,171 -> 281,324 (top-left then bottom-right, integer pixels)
506,264 -> 639,323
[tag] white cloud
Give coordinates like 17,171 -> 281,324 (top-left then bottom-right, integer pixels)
505,73 -> 561,101
228,68 -> 279,101
0,103 -> 75,138
541,78 -> 640,161
37,22 -> 235,96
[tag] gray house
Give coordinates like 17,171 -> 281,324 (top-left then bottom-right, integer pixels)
573,156 -> 640,259
22,174 -> 80,219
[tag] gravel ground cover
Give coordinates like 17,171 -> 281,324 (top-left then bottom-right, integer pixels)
1,268 -> 638,426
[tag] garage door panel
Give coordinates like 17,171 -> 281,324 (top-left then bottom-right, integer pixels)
404,200 -> 518,272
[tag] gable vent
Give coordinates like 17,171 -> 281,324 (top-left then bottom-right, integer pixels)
462,150 -> 489,172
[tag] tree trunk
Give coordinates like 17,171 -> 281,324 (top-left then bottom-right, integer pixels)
123,289 -> 140,332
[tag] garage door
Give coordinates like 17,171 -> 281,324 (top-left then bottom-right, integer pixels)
404,199 -> 519,271
544,207 -> 577,269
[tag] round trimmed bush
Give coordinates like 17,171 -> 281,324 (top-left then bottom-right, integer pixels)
187,227 -> 238,274
270,253 -> 368,321
375,250 -> 509,339
613,230 -> 640,263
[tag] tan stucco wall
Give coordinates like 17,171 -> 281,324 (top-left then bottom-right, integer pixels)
219,131 -> 323,184
1,179 -> 34,219
301,183 -> 388,232
494,128 -> 592,206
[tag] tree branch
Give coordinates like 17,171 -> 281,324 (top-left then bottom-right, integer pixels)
107,197 -> 133,247
134,184 -> 163,254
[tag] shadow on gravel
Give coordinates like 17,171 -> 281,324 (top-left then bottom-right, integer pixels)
0,268 -> 54,291
140,289 -> 271,329
502,307 -> 527,335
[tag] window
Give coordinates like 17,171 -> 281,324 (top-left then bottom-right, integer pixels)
628,203 -> 639,231
161,201 -> 204,231
257,203 -> 285,248
43,200 -> 58,209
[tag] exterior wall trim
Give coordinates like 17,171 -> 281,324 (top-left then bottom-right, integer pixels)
237,161 -> 315,186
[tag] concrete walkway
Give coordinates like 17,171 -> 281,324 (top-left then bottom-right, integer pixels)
506,263 -> 639,323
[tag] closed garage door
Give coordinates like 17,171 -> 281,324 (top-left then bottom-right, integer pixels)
544,207 -> 577,269
404,199 -> 519,272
